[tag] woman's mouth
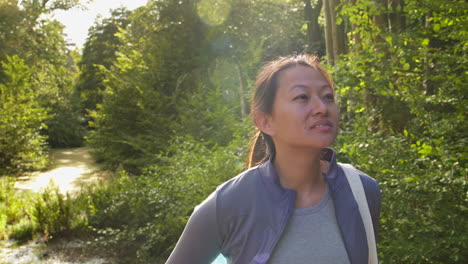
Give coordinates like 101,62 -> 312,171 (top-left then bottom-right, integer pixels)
310,120 -> 333,131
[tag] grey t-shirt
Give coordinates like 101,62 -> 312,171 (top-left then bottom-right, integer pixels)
268,186 -> 350,264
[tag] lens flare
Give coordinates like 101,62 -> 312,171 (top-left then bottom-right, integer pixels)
197,0 -> 231,26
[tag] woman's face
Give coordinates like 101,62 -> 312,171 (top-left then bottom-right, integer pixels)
260,65 -> 339,151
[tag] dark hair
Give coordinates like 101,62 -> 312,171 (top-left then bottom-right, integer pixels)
248,54 -> 335,168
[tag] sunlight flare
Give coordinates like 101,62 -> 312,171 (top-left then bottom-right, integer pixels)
197,0 -> 231,26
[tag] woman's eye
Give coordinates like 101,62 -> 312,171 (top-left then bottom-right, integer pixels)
324,94 -> 335,102
294,94 -> 309,101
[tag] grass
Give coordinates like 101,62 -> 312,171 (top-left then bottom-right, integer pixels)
0,177 -> 38,242
0,175 -> 118,263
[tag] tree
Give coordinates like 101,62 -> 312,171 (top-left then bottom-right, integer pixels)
88,0 -> 209,172
76,7 -> 131,113
0,0 -> 84,68
87,0 -> 313,172
304,0 -> 324,55
334,0 -> 467,262
0,0 -> 86,167
323,0 -> 346,64
0,56 -> 49,174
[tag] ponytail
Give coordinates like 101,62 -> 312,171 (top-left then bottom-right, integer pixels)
248,130 -> 275,168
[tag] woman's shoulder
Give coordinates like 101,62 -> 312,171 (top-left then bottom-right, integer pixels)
336,163 -> 381,209
215,165 -> 262,203
354,168 -> 380,196
349,166 -> 382,217
192,167 -> 262,228
337,163 -> 380,193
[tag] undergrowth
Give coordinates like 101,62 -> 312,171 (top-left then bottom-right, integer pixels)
1,135 -> 248,263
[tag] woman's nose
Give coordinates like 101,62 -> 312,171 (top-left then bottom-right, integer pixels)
309,96 -> 327,116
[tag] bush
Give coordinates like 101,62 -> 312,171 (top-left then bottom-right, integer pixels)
0,177 -> 37,241
1,178 -> 90,242
45,93 -> 86,148
9,217 -> 35,242
335,127 -> 467,263
332,23 -> 467,261
83,134 -> 248,263
33,184 -> 88,239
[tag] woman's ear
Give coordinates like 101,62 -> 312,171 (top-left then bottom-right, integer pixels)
254,112 -> 275,136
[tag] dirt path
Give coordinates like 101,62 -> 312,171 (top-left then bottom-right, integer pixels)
1,147 -> 113,264
15,147 -> 103,195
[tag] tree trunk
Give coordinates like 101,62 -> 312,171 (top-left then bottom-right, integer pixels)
323,0 -> 335,64
373,0 -> 388,43
332,0 -> 347,55
389,0 -> 405,33
304,0 -> 324,56
324,0 -> 346,64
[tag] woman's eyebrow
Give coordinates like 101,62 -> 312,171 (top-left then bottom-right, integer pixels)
321,84 -> 332,91
289,84 -> 308,91
289,84 -> 331,92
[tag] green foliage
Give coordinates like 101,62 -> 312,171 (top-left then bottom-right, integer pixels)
45,96 -> 86,148
0,1 -> 465,263
0,0 -> 82,71
0,51 -> 84,173
174,61 -> 246,146
0,56 -> 50,174
76,8 -> 131,113
87,0 -> 310,173
0,0 -> 86,168
87,1 -> 209,173
33,184 -> 88,238
336,126 -> 467,263
9,217 -> 35,242
0,177 -> 37,241
35,54 -> 86,148
87,54 -> 175,173
333,0 -> 467,262
1,177 -> 91,243
83,134 -> 248,262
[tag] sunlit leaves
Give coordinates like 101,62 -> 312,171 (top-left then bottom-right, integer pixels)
197,0 -> 231,25
0,56 -> 50,174
334,0 -> 467,262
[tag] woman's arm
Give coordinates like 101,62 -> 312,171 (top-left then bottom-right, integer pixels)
166,191 -> 222,264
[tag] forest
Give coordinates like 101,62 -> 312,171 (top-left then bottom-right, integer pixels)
0,0 -> 466,263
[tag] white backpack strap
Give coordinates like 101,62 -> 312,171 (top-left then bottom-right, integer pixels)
340,163 -> 378,264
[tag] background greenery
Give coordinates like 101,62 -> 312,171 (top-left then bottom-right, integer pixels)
1,0 -> 466,263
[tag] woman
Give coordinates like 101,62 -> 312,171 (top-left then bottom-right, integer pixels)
166,54 -> 381,264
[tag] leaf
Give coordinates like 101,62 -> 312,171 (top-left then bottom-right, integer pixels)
385,36 -> 392,46
405,177 -> 417,182
355,107 -> 365,113
336,16 -> 343,25
422,38 -> 430,47
403,63 -> 410,71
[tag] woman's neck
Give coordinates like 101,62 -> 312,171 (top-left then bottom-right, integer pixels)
273,146 -> 328,208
